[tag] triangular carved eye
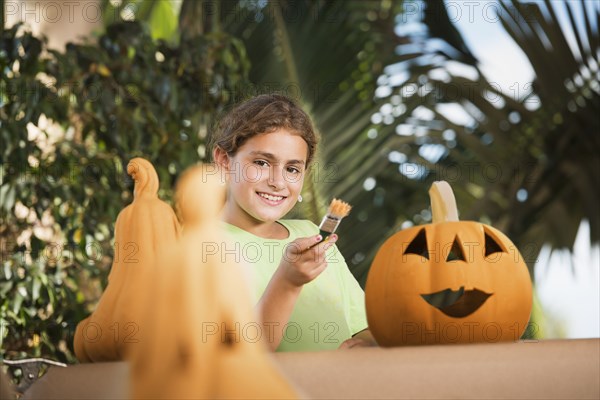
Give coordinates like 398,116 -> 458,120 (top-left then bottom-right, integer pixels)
404,229 -> 429,259
446,236 -> 466,262
484,229 -> 506,257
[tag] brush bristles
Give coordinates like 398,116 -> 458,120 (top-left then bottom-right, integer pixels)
327,198 -> 352,218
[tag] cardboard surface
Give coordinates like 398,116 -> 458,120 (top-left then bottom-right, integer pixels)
21,339 -> 600,399
275,339 -> 600,399
21,362 -> 129,400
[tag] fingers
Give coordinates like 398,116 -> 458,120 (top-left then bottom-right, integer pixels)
281,233 -> 339,285
338,338 -> 372,350
288,234 -> 323,255
303,234 -> 337,264
289,233 -> 338,252
314,233 -> 338,253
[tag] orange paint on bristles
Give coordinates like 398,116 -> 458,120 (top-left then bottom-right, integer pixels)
327,198 -> 352,219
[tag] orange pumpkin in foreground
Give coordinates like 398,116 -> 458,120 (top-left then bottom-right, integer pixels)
366,181 -> 533,346
130,164 -> 297,399
74,158 -> 182,362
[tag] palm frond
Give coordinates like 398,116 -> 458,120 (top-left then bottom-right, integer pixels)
337,0 -> 599,279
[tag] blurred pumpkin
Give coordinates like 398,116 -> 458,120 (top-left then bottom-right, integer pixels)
73,158 -> 182,362
365,181 -> 533,346
129,164 -> 297,399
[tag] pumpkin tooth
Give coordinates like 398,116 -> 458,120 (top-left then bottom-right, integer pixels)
421,287 -> 465,308
421,288 -> 493,318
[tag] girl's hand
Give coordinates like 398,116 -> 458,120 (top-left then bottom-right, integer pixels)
338,337 -> 375,349
276,234 -> 338,287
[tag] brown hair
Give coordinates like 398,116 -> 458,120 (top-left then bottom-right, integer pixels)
210,94 -> 319,165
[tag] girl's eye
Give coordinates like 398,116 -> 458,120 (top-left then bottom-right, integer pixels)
254,160 -> 269,167
286,166 -> 302,174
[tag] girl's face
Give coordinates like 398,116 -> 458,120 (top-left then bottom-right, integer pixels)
215,129 -> 308,228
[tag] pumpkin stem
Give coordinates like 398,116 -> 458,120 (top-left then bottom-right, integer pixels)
127,158 -> 159,199
429,181 -> 459,223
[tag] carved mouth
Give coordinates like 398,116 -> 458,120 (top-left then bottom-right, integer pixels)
421,287 -> 493,318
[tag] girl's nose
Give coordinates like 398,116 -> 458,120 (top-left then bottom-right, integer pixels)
267,166 -> 286,190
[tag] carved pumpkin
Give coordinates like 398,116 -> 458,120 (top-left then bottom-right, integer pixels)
130,164 -> 297,399
74,158 -> 182,362
366,181 -> 533,346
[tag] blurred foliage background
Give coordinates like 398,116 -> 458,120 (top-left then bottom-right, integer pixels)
1,0 -> 598,364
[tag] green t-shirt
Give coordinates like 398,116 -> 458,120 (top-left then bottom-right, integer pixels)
222,219 -> 368,352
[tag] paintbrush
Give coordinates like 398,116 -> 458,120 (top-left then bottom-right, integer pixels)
316,198 -> 352,243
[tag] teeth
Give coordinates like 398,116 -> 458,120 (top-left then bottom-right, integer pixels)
258,192 -> 284,202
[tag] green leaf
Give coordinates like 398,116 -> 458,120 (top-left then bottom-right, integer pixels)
148,0 -> 178,42
32,277 -> 41,302
0,185 -> 16,212
0,281 -> 13,297
12,293 -> 23,315
3,264 -> 12,280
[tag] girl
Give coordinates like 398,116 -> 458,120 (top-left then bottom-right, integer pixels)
211,94 -> 375,351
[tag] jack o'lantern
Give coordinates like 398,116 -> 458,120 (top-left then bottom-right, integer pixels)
365,181 -> 533,346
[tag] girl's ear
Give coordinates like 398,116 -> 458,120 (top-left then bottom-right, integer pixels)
213,147 -> 231,171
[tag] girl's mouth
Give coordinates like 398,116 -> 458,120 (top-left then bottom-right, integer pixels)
257,192 -> 287,205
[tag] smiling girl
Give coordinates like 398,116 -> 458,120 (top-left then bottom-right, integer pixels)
211,94 -> 374,351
